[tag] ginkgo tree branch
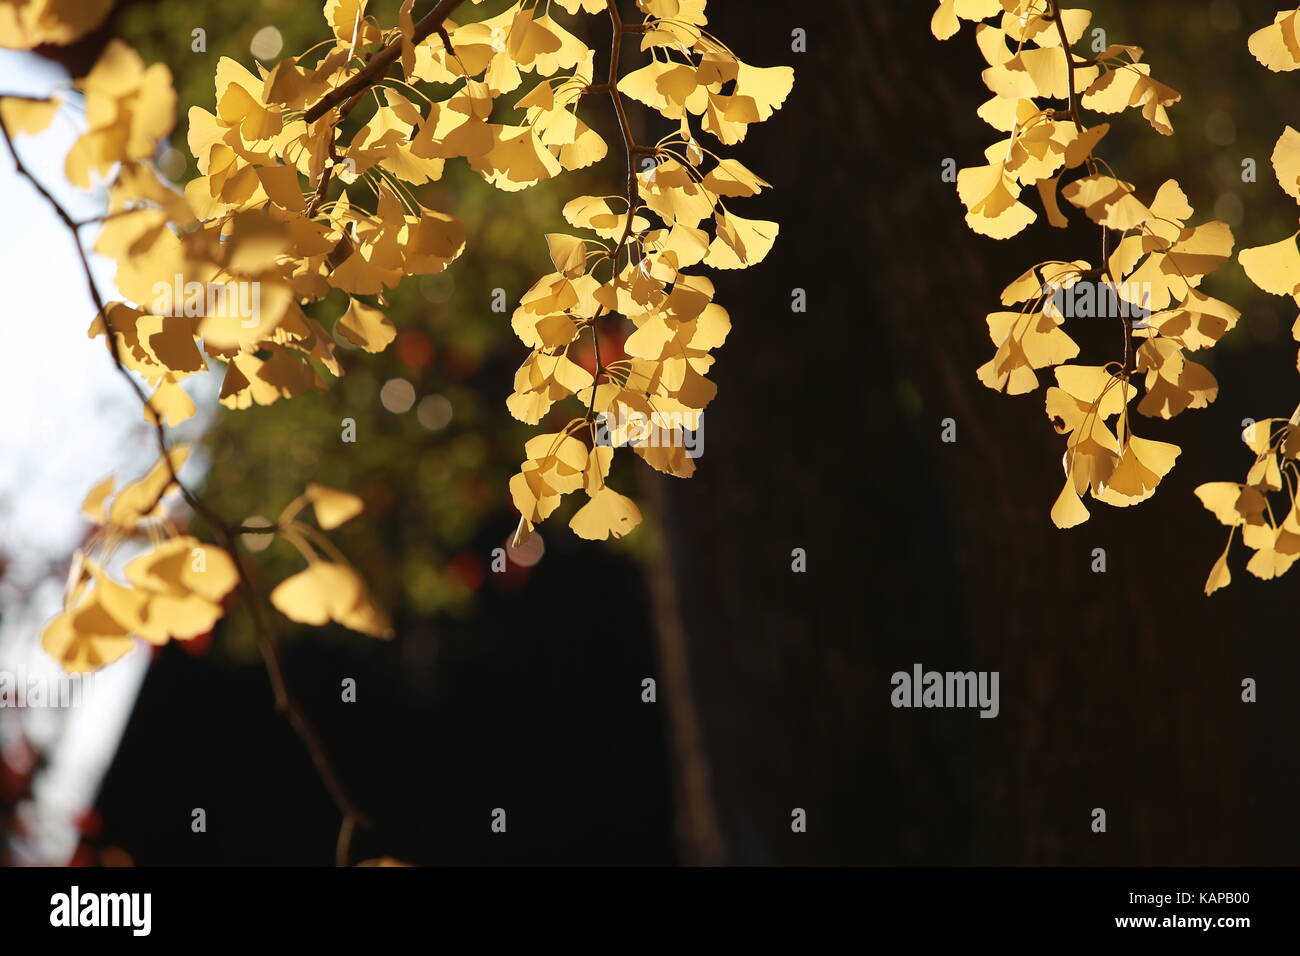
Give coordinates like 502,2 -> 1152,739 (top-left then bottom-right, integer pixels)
304,0 -> 465,123
0,113 -> 372,866
580,0 -> 651,413
1046,0 -> 1137,378
1047,0 -> 1081,129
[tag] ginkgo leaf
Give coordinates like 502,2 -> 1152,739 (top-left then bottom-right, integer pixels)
1145,289 -> 1240,351
271,562 -> 393,638
41,595 -> 134,674
80,475 -> 116,524
1036,175 -> 1069,228
1203,544 -> 1232,596
65,41 -> 176,188
930,0 -> 1002,40
1239,231 -> 1300,297
545,233 -> 588,277
0,0 -> 111,49
125,536 -> 238,605
1272,127 -> 1300,203
569,486 -> 642,540
0,95 -> 59,135
1247,10 -> 1300,72
1243,516 -> 1300,579
337,297 -> 397,352
1050,480 -> 1090,529
1095,436 -> 1180,506
956,160 -> 1036,238
563,195 -> 648,239
142,380 -> 197,428
982,43 -> 1100,101
1062,174 -> 1151,230
1081,62 -> 1180,135
108,446 -> 190,530
304,483 -> 364,530
703,210 -> 778,269
701,158 -> 769,198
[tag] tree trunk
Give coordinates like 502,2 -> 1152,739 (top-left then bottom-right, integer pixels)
646,0 -> 1299,866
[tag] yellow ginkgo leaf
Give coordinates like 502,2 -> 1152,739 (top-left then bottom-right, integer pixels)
931,0 -> 1003,41
1080,62 -> 1180,135
0,95 -> 59,135
1196,482 -> 1250,527
701,158 -> 769,198
956,160 -> 1036,239
1204,545 -> 1232,596
703,210 -> 778,269
125,536 -> 239,605
304,483 -> 364,530
80,475 -> 116,525
41,595 -> 135,674
107,446 -> 191,530
0,0 -> 111,49
569,486 -> 643,541
1239,231 -> 1300,297
1247,10 -> 1300,72
1050,480 -> 1091,530
337,298 -> 397,352
1271,126 -> 1300,203
271,562 -> 393,638
545,233 -> 588,277
1061,174 -> 1152,230
1095,436 -> 1181,506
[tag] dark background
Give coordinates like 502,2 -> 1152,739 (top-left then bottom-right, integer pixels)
10,0 -> 1300,865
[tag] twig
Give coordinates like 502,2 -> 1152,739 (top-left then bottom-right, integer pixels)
304,0 -> 465,124
1047,0 -> 1081,129
583,0 -> 648,411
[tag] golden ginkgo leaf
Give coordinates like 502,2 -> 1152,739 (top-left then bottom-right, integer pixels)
80,475 -> 116,525
1239,230 -> 1300,297
107,446 -> 191,530
1095,436 -> 1180,507
703,210 -> 778,269
1271,126 -> 1300,203
1061,174 -> 1152,230
0,95 -> 59,135
545,233 -> 588,278
956,160 -> 1036,239
336,298 -> 396,353
1081,62 -> 1180,135
1203,546 -> 1232,596
930,0 -> 1004,41
271,562 -> 393,638
0,0 -> 111,50
41,594 -> 135,674
125,536 -> 239,604
304,483 -> 365,530
1247,10 -> 1300,72
569,486 -> 643,541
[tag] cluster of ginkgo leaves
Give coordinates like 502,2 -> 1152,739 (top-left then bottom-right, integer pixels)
0,0 -> 791,671
1193,11 -> 1300,595
933,0 -> 1237,530
506,1 -> 791,543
